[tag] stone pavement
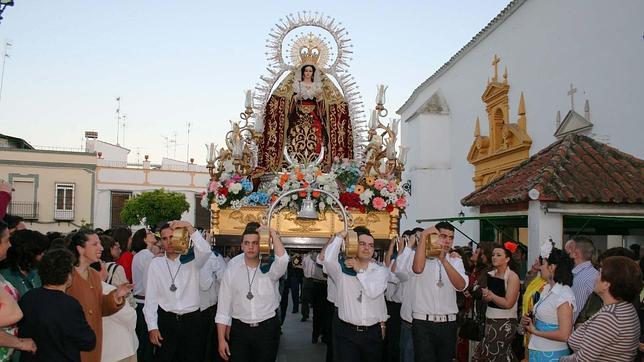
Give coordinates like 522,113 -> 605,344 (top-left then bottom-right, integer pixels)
277,310 -> 327,362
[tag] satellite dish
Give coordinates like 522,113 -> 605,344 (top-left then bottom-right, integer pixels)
528,188 -> 540,200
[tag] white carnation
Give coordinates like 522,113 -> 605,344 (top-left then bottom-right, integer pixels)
228,183 -> 243,194
540,241 -> 553,259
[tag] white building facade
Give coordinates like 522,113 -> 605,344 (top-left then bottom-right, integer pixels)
397,0 -> 644,255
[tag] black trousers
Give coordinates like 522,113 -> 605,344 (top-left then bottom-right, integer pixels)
411,319 -> 458,362
311,280 -> 328,341
384,301 -> 401,362
301,277 -> 313,319
201,304 -> 223,362
326,305 -> 338,362
155,308 -> 203,362
135,302 -> 154,362
279,279 -> 289,324
335,320 -> 383,362
230,316 -> 280,362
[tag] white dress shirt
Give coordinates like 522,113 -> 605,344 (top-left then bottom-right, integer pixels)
143,231 -> 211,331
394,247 -> 416,323
323,236 -> 389,326
317,252 -> 337,305
215,252 -> 289,326
385,264 -> 400,303
411,255 -> 468,317
302,253 -> 316,279
132,248 -> 154,299
199,251 -> 227,311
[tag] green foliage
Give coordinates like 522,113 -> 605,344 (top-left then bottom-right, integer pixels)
120,189 -> 189,228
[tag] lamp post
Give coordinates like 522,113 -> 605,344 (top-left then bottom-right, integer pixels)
0,1 -> 14,24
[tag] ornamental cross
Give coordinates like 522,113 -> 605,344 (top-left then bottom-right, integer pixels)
492,54 -> 501,81
568,83 -> 577,110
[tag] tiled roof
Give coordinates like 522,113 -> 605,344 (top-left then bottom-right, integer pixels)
461,134 -> 644,206
397,0 -> 527,114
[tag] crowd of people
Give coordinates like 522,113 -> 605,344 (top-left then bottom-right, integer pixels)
0,180 -> 643,362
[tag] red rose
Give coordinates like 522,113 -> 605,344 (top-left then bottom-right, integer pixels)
386,204 -> 394,213
218,187 -> 228,197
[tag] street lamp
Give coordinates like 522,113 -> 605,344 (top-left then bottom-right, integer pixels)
0,0 -> 14,24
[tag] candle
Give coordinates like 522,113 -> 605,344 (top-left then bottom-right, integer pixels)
254,117 -> 264,132
208,143 -> 215,162
399,146 -> 409,165
369,109 -> 379,130
244,90 -> 252,108
391,119 -> 400,137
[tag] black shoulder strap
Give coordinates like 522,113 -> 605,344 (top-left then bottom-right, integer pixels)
106,262 -> 118,285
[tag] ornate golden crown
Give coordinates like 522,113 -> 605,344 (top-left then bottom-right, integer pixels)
290,32 -> 329,67
299,46 -> 321,66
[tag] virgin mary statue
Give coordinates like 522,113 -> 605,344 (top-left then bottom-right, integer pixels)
257,44 -> 354,171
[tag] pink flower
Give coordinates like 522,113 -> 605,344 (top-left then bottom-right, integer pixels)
387,181 -> 397,193
231,174 -> 242,182
374,179 -> 386,191
372,197 -> 386,210
395,197 -> 407,209
208,181 -> 219,192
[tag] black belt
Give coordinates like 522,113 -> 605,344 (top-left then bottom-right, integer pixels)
158,307 -> 199,321
339,319 -> 380,332
232,315 -> 277,328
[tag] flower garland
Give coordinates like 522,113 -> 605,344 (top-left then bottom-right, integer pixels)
266,164 -> 340,213
202,158 -> 408,213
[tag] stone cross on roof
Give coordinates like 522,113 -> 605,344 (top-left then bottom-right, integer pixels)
568,83 -> 577,111
492,54 -> 500,82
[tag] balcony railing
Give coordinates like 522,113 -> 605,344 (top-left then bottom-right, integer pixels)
9,202 -> 38,220
54,209 -> 75,221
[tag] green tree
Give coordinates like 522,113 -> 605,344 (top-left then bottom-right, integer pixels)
120,189 -> 190,228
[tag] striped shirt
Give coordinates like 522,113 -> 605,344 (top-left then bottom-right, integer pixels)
561,301 -> 640,362
571,261 -> 598,320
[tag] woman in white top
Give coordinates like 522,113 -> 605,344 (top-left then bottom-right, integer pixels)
101,281 -> 138,362
521,243 -> 576,362
473,242 -> 521,362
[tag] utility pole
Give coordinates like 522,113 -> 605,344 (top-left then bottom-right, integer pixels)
0,41 -> 12,110
121,114 -> 127,146
186,121 -> 191,163
116,97 -> 121,145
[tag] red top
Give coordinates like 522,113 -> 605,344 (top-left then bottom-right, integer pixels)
0,191 -> 11,219
116,251 -> 134,283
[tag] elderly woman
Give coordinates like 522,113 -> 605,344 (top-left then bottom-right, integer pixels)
560,256 -> 642,362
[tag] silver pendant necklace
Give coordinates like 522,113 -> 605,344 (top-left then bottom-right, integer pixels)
165,258 -> 182,292
436,263 -> 444,288
245,263 -> 258,300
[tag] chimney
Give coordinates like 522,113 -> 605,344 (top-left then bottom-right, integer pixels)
85,131 -> 98,153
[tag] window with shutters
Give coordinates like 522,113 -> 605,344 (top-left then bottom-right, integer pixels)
110,191 -> 132,228
54,183 -> 75,220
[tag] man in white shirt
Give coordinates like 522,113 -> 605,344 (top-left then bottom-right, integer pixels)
199,235 -> 227,362
131,227 -> 159,362
394,228 -> 421,362
215,222 -> 288,362
411,222 -> 468,362
301,252 -> 316,322
323,226 -> 389,362
143,220 -> 212,362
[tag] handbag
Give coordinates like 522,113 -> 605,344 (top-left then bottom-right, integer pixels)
458,305 -> 484,341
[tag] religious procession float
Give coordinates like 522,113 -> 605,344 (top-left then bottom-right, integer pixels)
200,12 -> 411,251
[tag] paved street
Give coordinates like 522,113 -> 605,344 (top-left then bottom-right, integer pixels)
277,310 -> 327,362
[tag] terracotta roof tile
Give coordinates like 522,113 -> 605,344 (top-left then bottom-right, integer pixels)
461,134 -> 644,206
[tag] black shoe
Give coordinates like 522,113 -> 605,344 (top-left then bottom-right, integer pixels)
312,336 -> 318,344
300,317 -> 308,322
292,308 -> 299,313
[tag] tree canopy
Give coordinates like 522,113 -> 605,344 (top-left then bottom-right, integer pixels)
120,189 -> 190,228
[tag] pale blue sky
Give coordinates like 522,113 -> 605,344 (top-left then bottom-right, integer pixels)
0,0 -> 509,163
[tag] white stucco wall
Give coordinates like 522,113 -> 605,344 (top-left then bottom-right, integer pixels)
399,0 -> 644,243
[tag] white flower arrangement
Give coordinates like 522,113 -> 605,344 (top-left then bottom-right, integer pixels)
540,240 -> 554,259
